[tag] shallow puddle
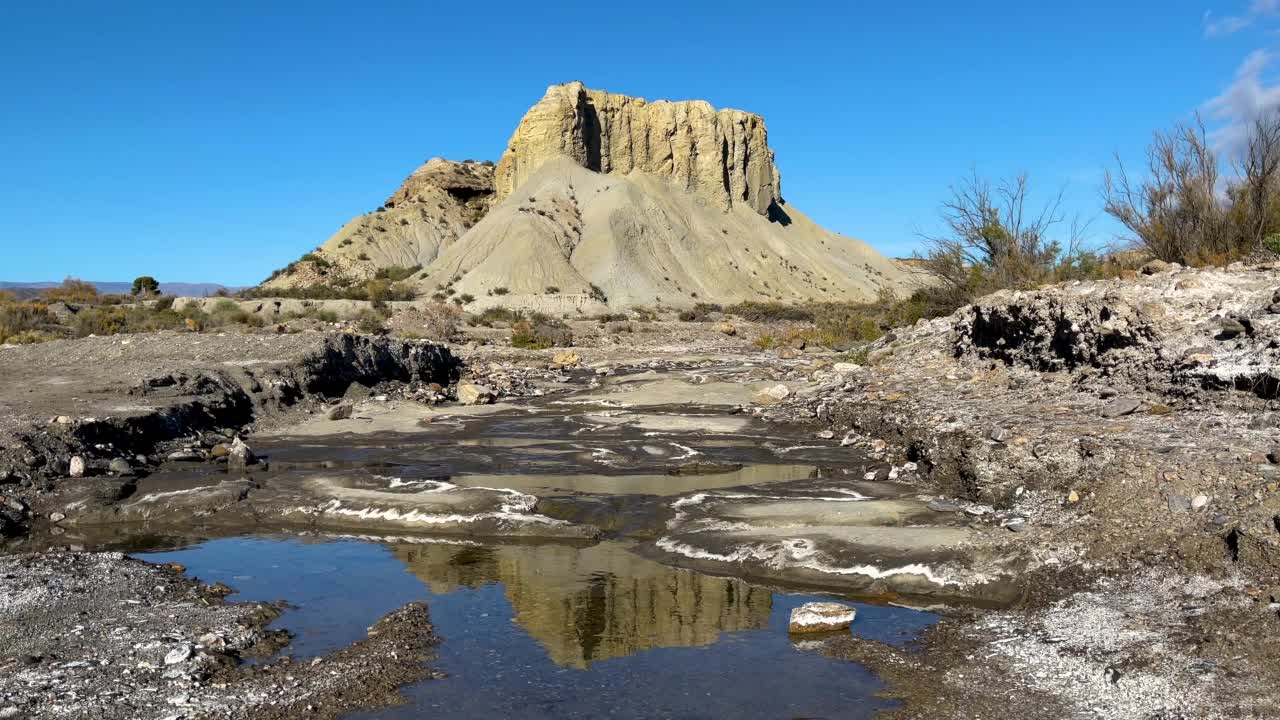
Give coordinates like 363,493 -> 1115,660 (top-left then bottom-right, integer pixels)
139,535 -> 936,719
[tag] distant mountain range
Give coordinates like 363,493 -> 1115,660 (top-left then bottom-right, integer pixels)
0,281 -> 242,299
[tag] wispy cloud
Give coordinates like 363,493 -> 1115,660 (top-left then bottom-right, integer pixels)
1204,0 -> 1280,37
1203,49 -> 1280,151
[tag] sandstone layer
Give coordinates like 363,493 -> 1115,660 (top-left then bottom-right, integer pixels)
494,81 -> 781,215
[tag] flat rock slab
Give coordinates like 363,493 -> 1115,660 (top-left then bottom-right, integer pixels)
789,602 -> 857,633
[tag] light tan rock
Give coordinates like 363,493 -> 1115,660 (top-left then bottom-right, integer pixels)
552,350 -> 581,366
457,383 -> 495,405
715,322 -> 737,336
753,383 -> 791,405
494,82 -> 781,215
788,602 -> 857,633
68,456 -> 86,478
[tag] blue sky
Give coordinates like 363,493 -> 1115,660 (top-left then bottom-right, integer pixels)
2,0 -> 1279,285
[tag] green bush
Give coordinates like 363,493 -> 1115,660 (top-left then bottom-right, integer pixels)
374,265 -> 422,282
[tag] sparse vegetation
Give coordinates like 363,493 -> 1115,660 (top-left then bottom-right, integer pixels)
374,265 -> 422,282
511,313 -> 572,349
491,287 -> 510,296
41,278 -> 99,304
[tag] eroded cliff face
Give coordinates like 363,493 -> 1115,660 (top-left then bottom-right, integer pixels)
494,82 -> 782,215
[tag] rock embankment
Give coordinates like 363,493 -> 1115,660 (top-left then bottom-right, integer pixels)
757,260 -> 1280,718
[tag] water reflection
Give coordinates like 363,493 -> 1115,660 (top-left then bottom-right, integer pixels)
394,542 -> 771,668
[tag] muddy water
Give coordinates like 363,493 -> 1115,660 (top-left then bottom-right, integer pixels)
140,535 -> 936,719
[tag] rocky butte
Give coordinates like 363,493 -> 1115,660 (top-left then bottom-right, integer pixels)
264,82 -> 911,309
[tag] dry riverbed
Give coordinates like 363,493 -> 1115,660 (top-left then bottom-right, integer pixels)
4,261 -> 1280,719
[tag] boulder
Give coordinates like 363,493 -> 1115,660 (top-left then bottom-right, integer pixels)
457,383 -> 495,405
753,384 -> 791,405
326,403 -> 354,421
228,438 -> 255,468
68,456 -> 86,478
788,602 -> 857,633
1100,398 -> 1141,418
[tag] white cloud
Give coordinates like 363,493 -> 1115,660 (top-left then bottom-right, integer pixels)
1204,0 -> 1280,37
1203,49 -> 1280,152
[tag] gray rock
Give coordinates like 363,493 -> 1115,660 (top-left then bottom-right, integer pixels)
1167,494 -> 1192,513
163,645 -> 193,665
68,456 -> 86,478
1003,518 -> 1028,532
108,458 -> 133,475
167,449 -> 204,462
1217,318 -> 1247,339
326,403 -> 354,421
1100,398 -> 1142,418
1191,494 -> 1210,510
927,499 -> 962,512
49,512 -> 66,523
989,427 -> 1013,442
227,438 -> 255,468
1268,447 -> 1280,464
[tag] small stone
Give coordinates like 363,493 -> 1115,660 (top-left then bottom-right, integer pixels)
1067,490 -> 1080,504
832,362 -> 861,374
1003,518 -> 1028,532
68,456 -> 86,478
49,512 -> 66,523
167,449 -> 204,462
1100,398 -> 1141,418
989,427 -> 1013,442
209,443 -> 231,458
108,458 -> 132,475
326,403 -> 354,420
927,499 -> 962,513
1191,494 -> 1210,510
164,645 -> 193,665
1268,448 -> 1280,464
815,430 -> 835,440
788,602 -> 857,633
1167,494 -> 1192,513
457,383 -> 495,405
776,346 -> 801,360
53,416 -> 73,425
714,321 -> 737,336
1140,259 -> 1171,275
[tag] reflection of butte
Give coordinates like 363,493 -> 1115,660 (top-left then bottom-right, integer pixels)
393,542 -> 772,669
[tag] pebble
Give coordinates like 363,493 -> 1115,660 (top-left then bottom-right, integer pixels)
167,449 -> 204,462
989,427 -> 1013,442
1167,494 -> 1192,513
164,645 -> 193,665
108,458 -> 133,475
1004,518 -> 1028,532
68,456 -> 86,478
815,430 -> 835,440
1191,494 -> 1210,510
1067,490 -> 1080,504
1100,397 -> 1142,418
927,499 -> 962,512
49,512 -> 66,523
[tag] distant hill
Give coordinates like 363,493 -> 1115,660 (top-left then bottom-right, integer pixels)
262,81 -> 912,309
0,281 -> 242,299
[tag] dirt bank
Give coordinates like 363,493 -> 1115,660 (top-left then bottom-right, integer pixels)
0,332 -> 459,535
